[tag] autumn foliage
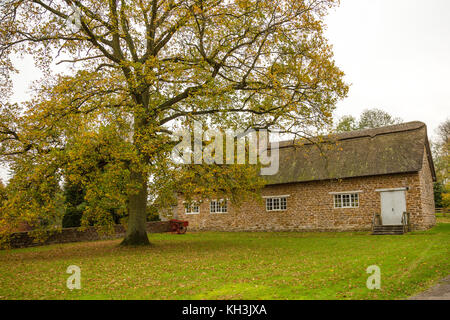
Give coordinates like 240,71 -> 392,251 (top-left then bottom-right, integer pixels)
0,0 -> 348,245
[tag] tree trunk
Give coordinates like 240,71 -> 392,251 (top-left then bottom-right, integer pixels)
121,170 -> 150,246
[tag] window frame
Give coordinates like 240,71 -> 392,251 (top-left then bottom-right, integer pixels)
333,193 -> 359,208
265,196 -> 288,212
184,202 -> 200,215
210,199 -> 228,214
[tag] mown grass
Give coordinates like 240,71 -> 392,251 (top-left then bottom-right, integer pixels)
0,222 -> 449,300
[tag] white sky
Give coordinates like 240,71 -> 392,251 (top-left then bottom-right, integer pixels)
2,0 -> 450,181
324,0 -> 450,137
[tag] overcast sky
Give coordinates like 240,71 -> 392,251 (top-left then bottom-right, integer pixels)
324,0 -> 450,137
3,0 -> 450,181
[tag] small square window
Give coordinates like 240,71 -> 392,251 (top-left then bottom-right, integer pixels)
333,193 -> 359,208
210,199 -> 228,213
265,196 -> 288,211
185,202 -> 200,214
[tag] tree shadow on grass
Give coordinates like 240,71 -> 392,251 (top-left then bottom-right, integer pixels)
0,237 -> 259,263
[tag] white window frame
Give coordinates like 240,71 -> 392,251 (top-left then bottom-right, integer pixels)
265,196 -> 288,212
210,199 -> 228,214
333,193 -> 359,208
184,202 -> 200,215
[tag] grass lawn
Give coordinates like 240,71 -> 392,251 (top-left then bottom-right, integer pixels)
0,221 -> 449,300
436,215 -> 450,224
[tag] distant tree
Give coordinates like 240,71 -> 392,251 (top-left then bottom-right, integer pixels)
434,182 -> 444,208
358,109 -> 403,129
443,188 -> 450,209
433,119 -> 450,208
437,119 -> 450,146
336,108 -> 403,132
335,115 -> 358,132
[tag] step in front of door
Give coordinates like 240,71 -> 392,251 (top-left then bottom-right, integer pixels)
372,225 -> 405,235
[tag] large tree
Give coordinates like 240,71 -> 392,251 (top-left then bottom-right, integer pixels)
0,0 -> 348,245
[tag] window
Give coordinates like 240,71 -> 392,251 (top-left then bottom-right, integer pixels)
210,199 -> 228,213
185,202 -> 200,214
265,196 -> 288,211
334,193 -> 359,208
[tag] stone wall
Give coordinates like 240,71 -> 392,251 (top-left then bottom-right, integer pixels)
418,146 -> 437,228
3,221 -> 171,249
177,172 -> 435,232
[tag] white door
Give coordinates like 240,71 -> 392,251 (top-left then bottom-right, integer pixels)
380,191 -> 406,225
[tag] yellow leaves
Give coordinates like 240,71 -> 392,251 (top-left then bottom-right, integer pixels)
192,5 -> 203,15
1,0 -> 349,235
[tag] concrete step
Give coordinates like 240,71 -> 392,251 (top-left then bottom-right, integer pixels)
373,226 -> 404,229
372,232 -> 404,235
373,225 -> 404,228
372,225 -> 405,235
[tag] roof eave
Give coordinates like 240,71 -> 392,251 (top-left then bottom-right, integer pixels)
264,170 -> 422,186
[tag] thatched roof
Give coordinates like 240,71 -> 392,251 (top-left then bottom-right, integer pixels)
265,121 -> 436,185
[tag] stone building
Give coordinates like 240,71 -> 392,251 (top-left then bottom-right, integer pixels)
175,121 -> 436,232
